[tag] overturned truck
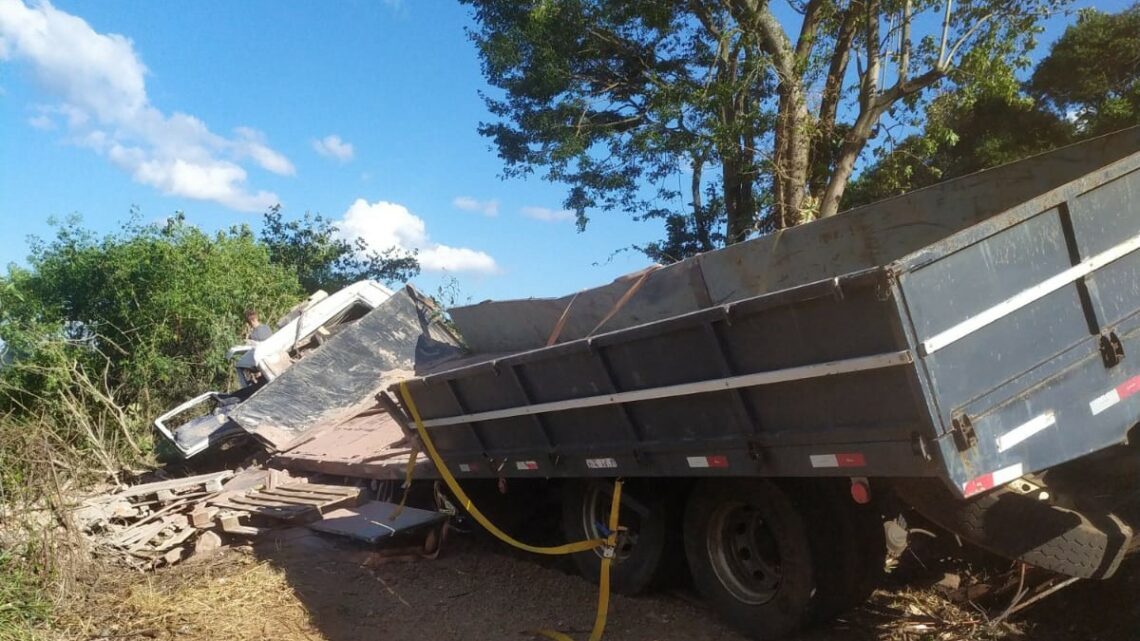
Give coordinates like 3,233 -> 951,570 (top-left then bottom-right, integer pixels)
391,128 -> 1140,638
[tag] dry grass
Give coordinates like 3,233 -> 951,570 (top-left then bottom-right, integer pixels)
47,551 -> 321,641
859,587 -> 1025,641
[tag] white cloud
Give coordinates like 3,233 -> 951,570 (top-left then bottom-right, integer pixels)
312,134 -> 354,162
452,196 -> 499,217
27,112 -> 53,129
521,205 -> 574,222
418,245 -> 498,273
336,199 -> 499,274
0,0 -> 292,211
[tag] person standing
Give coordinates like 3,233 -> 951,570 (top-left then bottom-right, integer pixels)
244,308 -> 272,341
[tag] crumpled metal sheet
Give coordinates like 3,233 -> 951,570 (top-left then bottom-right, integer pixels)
229,287 -> 463,450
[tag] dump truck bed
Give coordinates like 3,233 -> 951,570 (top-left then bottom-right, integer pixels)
396,129 -> 1140,498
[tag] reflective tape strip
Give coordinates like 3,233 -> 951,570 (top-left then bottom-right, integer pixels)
1090,374 -> 1140,415
1090,389 -> 1121,415
515,460 -> 539,471
586,458 -> 618,469
962,463 -> 1024,498
686,455 -> 729,469
922,232 -> 1140,355
996,412 -> 1056,453
809,452 -> 866,468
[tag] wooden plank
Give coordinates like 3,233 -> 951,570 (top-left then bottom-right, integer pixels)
258,486 -> 359,501
212,500 -> 312,521
108,519 -> 164,548
277,481 -> 362,493
219,514 -> 270,537
95,471 -> 234,502
148,525 -> 196,553
217,495 -> 316,511
117,521 -> 168,551
190,507 -> 219,528
229,493 -> 316,507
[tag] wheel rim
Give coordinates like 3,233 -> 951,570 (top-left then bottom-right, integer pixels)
580,482 -> 641,561
706,500 -> 782,605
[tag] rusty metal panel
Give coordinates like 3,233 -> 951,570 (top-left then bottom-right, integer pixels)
272,407 -> 435,481
310,501 -> 445,543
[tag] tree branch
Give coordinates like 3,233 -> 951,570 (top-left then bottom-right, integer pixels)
794,0 -> 826,66
691,0 -> 724,38
873,66 -> 945,109
863,0 -> 882,110
944,13 -> 994,66
740,1 -> 797,82
938,0 -> 954,67
899,0 -> 912,82
820,5 -> 858,133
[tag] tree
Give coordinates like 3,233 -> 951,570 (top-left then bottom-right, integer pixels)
465,0 -> 1064,259
846,65 -> 1073,205
0,215 -> 302,418
259,206 -> 419,294
1030,3 -> 1140,135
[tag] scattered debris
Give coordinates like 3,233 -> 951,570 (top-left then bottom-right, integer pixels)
311,500 -> 445,544
71,465 -> 442,570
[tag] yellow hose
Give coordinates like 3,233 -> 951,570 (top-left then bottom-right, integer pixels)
398,381 -> 620,639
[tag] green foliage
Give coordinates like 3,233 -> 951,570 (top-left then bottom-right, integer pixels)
846,90 -> 1073,206
0,549 -> 49,641
1030,3 -> 1140,134
468,1 -> 727,232
260,205 -> 419,294
0,214 -> 301,427
464,0 -> 1065,259
639,183 -> 726,263
849,3 -> 1140,208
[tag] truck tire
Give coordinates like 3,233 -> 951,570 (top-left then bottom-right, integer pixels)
895,478 -> 1133,579
561,479 -> 684,595
792,480 -> 885,622
684,479 -> 815,640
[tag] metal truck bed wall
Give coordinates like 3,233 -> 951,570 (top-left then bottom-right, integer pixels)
898,149 -> 1140,497
231,287 -> 463,450
398,128 -> 1140,497
451,129 -> 1140,354
403,271 -> 930,480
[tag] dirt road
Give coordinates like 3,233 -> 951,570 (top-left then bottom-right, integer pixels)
57,521 -> 1139,641
247,527 -> 1140,641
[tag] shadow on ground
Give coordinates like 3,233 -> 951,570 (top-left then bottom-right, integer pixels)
250,511 -> 1140,641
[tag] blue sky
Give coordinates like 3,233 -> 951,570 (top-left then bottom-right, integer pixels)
0,0 -> 1128,303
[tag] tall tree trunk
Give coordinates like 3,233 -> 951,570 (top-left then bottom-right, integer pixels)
817,122 -> 874,217
723,153 -> 751,243
774,84 -> 812,226
691,155 -> 713,251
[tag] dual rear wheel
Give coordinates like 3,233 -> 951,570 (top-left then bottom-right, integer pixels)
561,477 -> 885,639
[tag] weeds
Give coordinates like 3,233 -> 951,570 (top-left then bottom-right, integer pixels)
0,550 -> 49,641
0,347 -> 153,641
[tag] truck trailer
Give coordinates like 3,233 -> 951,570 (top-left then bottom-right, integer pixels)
391,128 -> 1140,638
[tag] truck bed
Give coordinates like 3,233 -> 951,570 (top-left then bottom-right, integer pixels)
396,128 -> 1140,499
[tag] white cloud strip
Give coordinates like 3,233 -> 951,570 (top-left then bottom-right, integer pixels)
452,196 -> 499,217
312,134 -> 354,162
336,199 -> 499,274
0,0 -> 292,211
521,205 -> 574,222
